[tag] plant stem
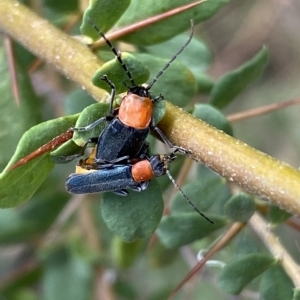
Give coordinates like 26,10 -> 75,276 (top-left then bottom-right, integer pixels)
159,102 -> 300,215
0,0 -> 105,101
249,212 -> 300,287
1,0 -> 300,216
169,222 -> 245,299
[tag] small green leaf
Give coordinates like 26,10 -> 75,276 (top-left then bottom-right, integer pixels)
92,53 -> 150,94
218,253 -> 276,295
117,0 -> 230,45
268,204 -> 291,225
193,104 -> 233,136
111,235 -> 142,269
0,174 -> 69,243
171,177 -> 231,214
0,115 -> 77,208
3,115 -> 78,171
260,265 -> 294,300
153,99 -> 166,125
0,155 -> 54,208
72,103 -> 110,146
80,0 -> 131,40
101,179 -> 164,242
95,50 -> 196,107
224,193 -> 256,222
293,289 -> 300,300
157,213 -> 227,248
134,53 -> 197,107
196,73 -> 215,93
142,33 -> 212,85
234,230 -> 260,257
64,89 -> 96,115
210,46 -> 269,109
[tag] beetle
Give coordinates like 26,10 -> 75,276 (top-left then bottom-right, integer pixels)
63,18 -> 194,166
66,154 -> 170,196
66,149 -> 214,224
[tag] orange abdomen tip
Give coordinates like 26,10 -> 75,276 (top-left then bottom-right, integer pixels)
132,160 -> 155,182
119,94 -> 153,129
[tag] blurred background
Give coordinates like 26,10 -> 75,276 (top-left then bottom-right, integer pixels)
204,0 -> 300,166
0,0 -> 299,299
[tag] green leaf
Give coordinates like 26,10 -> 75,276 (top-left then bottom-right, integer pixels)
111,235 -> 143,269
0,115 -> 77,208
196,73 -> 215,93
171,177 -> 231,214
157,213 -> 227,248
63,89 -> 96,115
92,53 -> 150,94
72,103 -> 110,146
268,204 -> 291,225
224,193 -> 256,222
134,53 -> 197,107
101,179 -> 164,242
293,289 -> 300,300
196,165 -> 233,215
80,0 -> 131,40
142,33 -> 212,88
193,104 -> 233,136
153,99 -> 166,125
234,229 -> 260,257
0,172 -> 69,243
260,265 -> 294,300
0,156 -> 52,208
210,46 -> 270,109
117,0 -> 230,45
94,51 -> 196,106
218,253 -> 276,295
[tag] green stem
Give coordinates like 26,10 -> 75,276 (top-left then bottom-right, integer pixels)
0,0 -> 105,101
1,0 -> 300,216
160,102 -> 300,215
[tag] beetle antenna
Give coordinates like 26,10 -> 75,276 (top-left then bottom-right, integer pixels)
146,19 -> 194,90
165,170 -> 214,224
87,17 -> 136,87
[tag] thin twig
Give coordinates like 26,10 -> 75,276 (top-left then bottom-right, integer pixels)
90,1 -> 206,49
4,35 -> 20,106
227,98 -> 300,122
249,212 -> 300,287
169,222 -> 245,299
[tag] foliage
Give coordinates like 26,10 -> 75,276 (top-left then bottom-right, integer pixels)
0,0 -> 299,299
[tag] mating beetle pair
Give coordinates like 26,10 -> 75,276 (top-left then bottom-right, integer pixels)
65,18 -> 193,167
65,19 -> 213,224
66,148 -> 213,223
66,149 -> 175,196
